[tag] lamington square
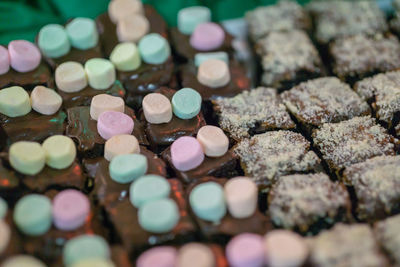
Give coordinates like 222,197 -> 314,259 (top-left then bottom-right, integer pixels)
245,0 -> 311,41
354,71 -> 400,133
281,77 -> 370,135
329,33 -> 400,84
343,155 -> 400,221
255,30 -> 323,90
212,87 -> 295,141
234,131 -> 322,188
268,173 -> 350,233
308,223 -> 388,267
312,116 -> 398,175
374,214 -> 400,265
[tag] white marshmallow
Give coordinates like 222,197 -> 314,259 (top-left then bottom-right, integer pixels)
196,125 -> 229,157
30,86 -> 62,115
90,94 -> 125,121
197,59 -> 230,88
117,14 -> 149,43
104,134 -> 140,161
142,93 -> 172,124
55,61 -> 87,93
177,243 -> 215,267
224,177 -> 258,219
0,220 -> 10,254
108,0 -> 143,23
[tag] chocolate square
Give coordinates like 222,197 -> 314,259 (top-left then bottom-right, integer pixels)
0,62 -> 52,90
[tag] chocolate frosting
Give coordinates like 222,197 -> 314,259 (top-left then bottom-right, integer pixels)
0,62 -> 52,90
111,245 -> 133,267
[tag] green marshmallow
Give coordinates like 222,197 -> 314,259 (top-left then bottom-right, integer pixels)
172,88 -> 202,119
13,194 -> 52,236
129,175 -> 170,208
138,198 -> 180,233
84,58 -> 116,90
42,135 -> 76,169
110,42 -> 141,72
109,154 -> 148,184
63,235 -> 110,267
194,52 -> 229,67
71,259 -> 115,267
38,24 -> 71,58
178,6 -> 211,35
66,18 -> 99,50
9,141 -> 46,175
138,33 -> 170,65
0,86 -> 31,117
0,197 -> 7,219
189,182 -> 226,223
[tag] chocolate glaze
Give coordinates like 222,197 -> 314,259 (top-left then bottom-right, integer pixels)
0,159 -> 21,205
57,80 -> 126,109
187,177 -> 272,243
104,179 -> 197,255
170,27 -> 234,62
96,5 -> 168,57
84,146 -> 167,206
0,212 -> 23,262
0,62 -> 52,90
209,244 -> 229,267
0,111 -> 66,148
180,61 -> 250,100
111,245 -> 133,267
161,148 -> 239,184
66,105 -> 148,158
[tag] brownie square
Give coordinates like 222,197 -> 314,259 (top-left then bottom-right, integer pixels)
312,116 -> 398,176
343,155 -> 400,222
212,87 -> 295,141
0,62 -> 52,90
329,33 -> 400,84
308,223 -> 388,267
281,77 -> 370,135
307,1 -> 387,44
354,71 -> 400,132
268,173 -> 350,234
374,214 -> 400,265
234,131 -> 321,188
255,30 -> 323,90
245,1 -> 311,41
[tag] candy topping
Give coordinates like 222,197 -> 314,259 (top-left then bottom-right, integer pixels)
109,153 -> 147,183
138,198 -> 180,233
226,233 -> 265,267
171,88 -> 202,119
0,45 -> 10,75
142,93 -> 173,124
171,136 -> 205,171
84,58 -> 116,90
108,0 -> 143,23
0,220 -> 10,254
138,33 -> 171,65
117,14 -> 149,43
194,51 -> 229,67
110,42 -> 141,71
38,24 -> 71,58
190,22 -> 225,51
30,86 -> 62,115
55,61 -> 88,93
0,86 -> 31,117
63,235 -> 110,266
104,134 -> 140,161
130,174 -> 171,207
90,94 -> 125,121
177,243 -> 215,267
8,40 -> 40,73
196,125 -> 229,157
42,135 -> 76,169
66,17 -> 99,50
224,177 -> 258,219
136,246 -> 177,267
197,59 -> 230,88
97,111 -> 134,140
178,6 -> 211,35
9,141 -> 45,175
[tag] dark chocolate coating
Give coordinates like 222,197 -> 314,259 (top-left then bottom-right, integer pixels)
180,61 -> 250,100
0,63 -> 52,90
0,212 -> 23,262
111,246 -> 133,267
66,105 -> 148,158
0,160 -> 21,204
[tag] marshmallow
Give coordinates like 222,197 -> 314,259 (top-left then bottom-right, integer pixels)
110,42 -> 141,71
104,134 -> 140,161
66,18 -> 99,50
8,40 -> 41,73
138,198 -> 180,233
0,220 -> 10,254
2,255 -> 46,267
138,33 -> 171,65
129,174 -> 171,208
13,194 -> 52,236
117,14 -> 149,43
264,230 -> 308,267
171,136 -> 204,171
178,6 -> 211,35
177,243 -> 215,267
226,233 -> 265,267
0,45 -> 10,74
108,0 -> 143,23
38,24 -> 71,58
171,88 -> 202,120
55,61 -> 88,93
0,86 -> 31,117
52,189 -> 90,231
142,93 -> 172,124
194,51 -> 229,67
97,111 -> 134,140
90,94 -> 125,121
0,197 -> 7,219
196,125 -> 229,157
197,59 -> 230,88
189,181 -> 226,222
190,23 -> 225,51
42,135 -> 76,169
109,153 -> 147,183
224,177 -> 258,219
85,58 -> 116,90
30,86 -> 62,115
9,141 -> 45,175
137,246 -> 177,267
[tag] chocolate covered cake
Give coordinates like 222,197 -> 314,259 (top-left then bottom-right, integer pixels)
374,214 -> 400,265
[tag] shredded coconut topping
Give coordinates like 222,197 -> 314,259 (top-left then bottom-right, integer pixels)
330,33 -> 400,80
256,30 -> 322,87
245,0 -> 310,40
375,214 -> 400,265
213,87 -> 295,139
308,223 -> 387,267
355,71 -> 400,126
269,173 -> 349,230
234,131 -> 320,186
312,116 -> 397,171
282,77 -> 370,126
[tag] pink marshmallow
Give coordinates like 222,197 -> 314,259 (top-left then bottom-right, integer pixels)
226,233 -> 265,267
171,136 -> 204,172
190,22 -> 225,51
0,46 -> 10,75
8,40 -> 41,73
97,111 -> 134,140
137,246 -> 177,267
52,189 -> 90,231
